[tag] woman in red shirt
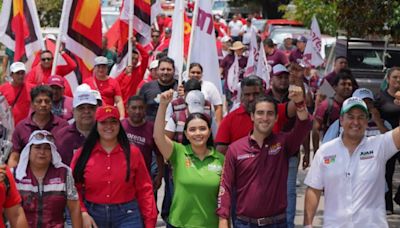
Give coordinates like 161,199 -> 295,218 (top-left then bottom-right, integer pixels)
71,106 -> 157,228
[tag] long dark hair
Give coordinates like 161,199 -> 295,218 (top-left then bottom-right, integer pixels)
182,113 -> 214,148
73,122 -> 131,183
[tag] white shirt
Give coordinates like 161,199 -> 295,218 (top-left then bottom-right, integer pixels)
240,25 -> 258,45
228,20 -> 243,37
201,81 -> 223,106
304,131 -> 398,228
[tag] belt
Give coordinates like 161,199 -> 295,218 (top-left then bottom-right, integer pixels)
237,213 -> 286,226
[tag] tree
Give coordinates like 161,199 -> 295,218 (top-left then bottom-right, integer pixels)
230,0 -> 290,19
36,0 -> 62,27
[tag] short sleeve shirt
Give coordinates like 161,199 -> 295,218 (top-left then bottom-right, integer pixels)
305,131 -> 398,227
314,98 -> 342,132
228,20 -> 243,37
168,142 -> 224,228
0,83 -> 32,125
266,49 -> 289,67
201,81 -> 223,106
55,123 -> 86,166
84,77 -> 122,106
376,90 -> 400,128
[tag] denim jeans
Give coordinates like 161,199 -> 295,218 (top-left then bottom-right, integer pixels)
286,156 -> 299,228
235,218 -> 287,228
85,200 -> 143,228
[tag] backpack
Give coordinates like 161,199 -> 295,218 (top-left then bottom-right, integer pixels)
322,97 -> 334,133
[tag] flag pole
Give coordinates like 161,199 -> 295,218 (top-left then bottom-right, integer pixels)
51,0 -> 69,75
186,0 -> 199,70
127,0 -> 135,68
177,0 -> 185,86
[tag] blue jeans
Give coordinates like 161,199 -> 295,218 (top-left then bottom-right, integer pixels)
161,164 -> 174,221
235,218 -> 287,228
85,200 -> 143,228
286,156 -> 299,228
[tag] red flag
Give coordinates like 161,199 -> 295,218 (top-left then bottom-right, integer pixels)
61,0 -> 103,70
0,0 -> 44,61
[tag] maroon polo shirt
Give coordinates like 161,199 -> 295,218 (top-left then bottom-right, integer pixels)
220,54 -> 248,81
55,123 -> 86,165
314,98 -> 342,133
217,116 -> 312,219
324,71 -> 336,86
288,49 -> 303,63
121,119 -> 159,174
266,49 -> 289,67
12,113 -> 69,153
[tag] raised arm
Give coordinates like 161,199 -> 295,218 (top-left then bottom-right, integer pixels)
153,89 -> 175,160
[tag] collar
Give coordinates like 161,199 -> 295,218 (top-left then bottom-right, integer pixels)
94,141 -> 122,155
183,144 -> 220,159
26,112 -> 57,127
338,132 -> 367,150
248,131 -> 275,151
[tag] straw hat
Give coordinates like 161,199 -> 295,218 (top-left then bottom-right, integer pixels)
229,41 -> 245,50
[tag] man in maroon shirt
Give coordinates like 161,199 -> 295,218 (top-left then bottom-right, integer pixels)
324,56 -> 348,85
8,85 -> 69,167
312,71 -> 354,154
289,36 -> 307,63
217,89 -> 312,227
48,75 -> 73,121
264,39 -> 289,67
121,95 -> 163,190
55,90 -> 98,165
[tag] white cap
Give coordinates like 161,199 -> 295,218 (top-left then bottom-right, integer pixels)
272,64 -> 289,76
91,90 -> 102,101
94,56 -> 109,66
221,36 -> 232,43
352,88 -> 374,101
73,90 -> 98,108
283,33 -> 293,40
10,62 -> 26,73
149,60 -> 159,70
75,83 -> 92,92
185,90 -> 205,113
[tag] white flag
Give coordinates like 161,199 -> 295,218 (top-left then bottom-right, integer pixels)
168,0 -> 185,80
151,0 -> 162,25
256,41 -> 270,87
310,15 -> 322,52
244,30 -> 258,77
303,15 -> 324,67
227,55 -> 240,93
188,0 -> 222,94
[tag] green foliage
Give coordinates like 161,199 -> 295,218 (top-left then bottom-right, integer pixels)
279,0 -> 337,36
36,0 -> 62,27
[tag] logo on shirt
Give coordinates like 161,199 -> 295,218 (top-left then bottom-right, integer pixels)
208,164 -> 222,172
49,177 -> 62,184
268,143 -> 282,155
360,150 -> 374,160
323,155 -> 336,165
185,157 -> 191,168
237,154 -> 255,160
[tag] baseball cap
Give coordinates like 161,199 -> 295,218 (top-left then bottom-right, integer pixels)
297,35 -> 307,43
95,105 -> 120,122
185,90 -> 205,114
48,75 -> 64,88
149,60 -> 159,70
94,56 -> 109,66
272,64 -> 289,76
352,88 -> 374,101
340,97 -> 369,116
10,62 -> 26,73
91,90 -> 102,102
73,90 -> 97,108
76,83 -> 92,92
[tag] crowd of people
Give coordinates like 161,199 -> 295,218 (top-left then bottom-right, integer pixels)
0,9 -> 399,228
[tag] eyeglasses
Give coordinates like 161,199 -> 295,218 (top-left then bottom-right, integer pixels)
41,58 -> 52,62
32,132 -> 55,142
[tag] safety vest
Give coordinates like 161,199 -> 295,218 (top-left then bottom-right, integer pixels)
15,165 -> 68,228
170,97 -> 212,143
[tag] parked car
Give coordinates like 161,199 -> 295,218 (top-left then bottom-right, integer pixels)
326,38 -> 400,94
260,19 -> 303,40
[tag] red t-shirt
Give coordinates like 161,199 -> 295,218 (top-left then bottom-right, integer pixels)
71,143 -> 157,227
84,77 -> 122,106
314,98 -> 342,132
0,83 -> 33,125
0,167 -> 22,228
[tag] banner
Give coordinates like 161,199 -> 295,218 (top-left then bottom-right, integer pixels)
303,15 -> 324,67
61,0 -> 103,70
188,0 -> 222,94
0,0 -> 44,61
167,0 -> 185,79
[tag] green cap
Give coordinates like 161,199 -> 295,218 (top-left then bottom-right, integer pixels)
340,97 -> 369,116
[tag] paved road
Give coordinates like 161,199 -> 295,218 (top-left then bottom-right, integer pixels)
155,160 -> 400,227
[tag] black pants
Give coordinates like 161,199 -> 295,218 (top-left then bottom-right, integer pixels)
385,152 -> 400,211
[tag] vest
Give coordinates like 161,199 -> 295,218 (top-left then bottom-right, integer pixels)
171,97 -> 212,143
15,165 -> 68,228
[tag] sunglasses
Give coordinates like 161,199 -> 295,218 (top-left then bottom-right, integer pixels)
41,58 -> 52,62
32,132 -> 55,143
